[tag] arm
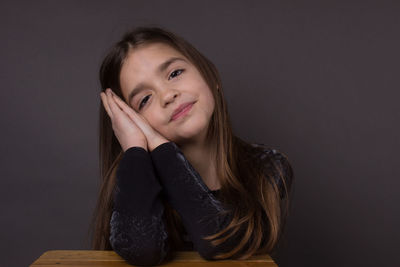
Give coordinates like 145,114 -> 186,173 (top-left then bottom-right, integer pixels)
109,146 -> 170,266
262,147 -> 294,200
149,142 -> 294,260
149,142 -> 245,260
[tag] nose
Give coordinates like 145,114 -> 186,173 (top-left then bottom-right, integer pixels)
161,88 -> 180,107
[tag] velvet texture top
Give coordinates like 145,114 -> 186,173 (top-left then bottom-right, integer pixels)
109,141 -> 293,266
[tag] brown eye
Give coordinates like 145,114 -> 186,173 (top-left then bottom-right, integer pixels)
168,69 -> 184,80
139,94 -> 151,110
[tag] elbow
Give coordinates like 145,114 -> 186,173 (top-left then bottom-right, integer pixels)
195,234 -> 242,261
196,241 -> 220,261
110,237 -> 168,266
198,249 -> 217,261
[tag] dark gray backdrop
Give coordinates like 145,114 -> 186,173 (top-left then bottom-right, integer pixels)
1,1 -> 399,266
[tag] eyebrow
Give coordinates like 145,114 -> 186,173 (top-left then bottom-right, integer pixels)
127,57 -> 187,104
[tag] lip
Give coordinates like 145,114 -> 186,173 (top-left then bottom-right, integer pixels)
171,101 -> 195,121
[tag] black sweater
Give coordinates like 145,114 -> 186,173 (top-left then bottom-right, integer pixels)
109,141 -> 292,266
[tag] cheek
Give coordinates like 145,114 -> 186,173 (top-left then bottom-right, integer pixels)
142,109 -> 165,131
203,88 -> 215,112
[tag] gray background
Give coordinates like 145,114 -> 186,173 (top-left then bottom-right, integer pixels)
1,1 -> 399,266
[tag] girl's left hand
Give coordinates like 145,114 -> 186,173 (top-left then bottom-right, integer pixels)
108,89 -> 170,152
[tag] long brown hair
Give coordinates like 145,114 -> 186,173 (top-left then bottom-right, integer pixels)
87,25 -> 294,260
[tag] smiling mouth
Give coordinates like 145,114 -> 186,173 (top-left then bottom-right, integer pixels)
171,102 -> 194,121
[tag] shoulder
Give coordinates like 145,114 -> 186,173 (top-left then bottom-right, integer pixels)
251,143 -> 294,198
250,143 -> 290,163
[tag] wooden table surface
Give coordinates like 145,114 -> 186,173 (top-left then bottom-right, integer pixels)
30,250 -> 278,266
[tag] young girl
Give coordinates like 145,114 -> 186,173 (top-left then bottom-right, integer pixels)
89,26 -> 294,266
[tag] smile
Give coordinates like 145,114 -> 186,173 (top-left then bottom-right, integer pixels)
171,103 -> 194,121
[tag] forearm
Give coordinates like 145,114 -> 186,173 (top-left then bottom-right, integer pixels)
110,146 -> 170,266
149,142 -> 243,259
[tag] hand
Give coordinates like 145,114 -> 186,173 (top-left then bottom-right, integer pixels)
101,88 -> 170,152
101,88 -> 148,152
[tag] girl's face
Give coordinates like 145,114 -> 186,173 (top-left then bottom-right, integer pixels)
119,42 -> 215,144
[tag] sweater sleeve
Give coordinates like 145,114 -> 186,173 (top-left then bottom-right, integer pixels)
259,146 -> 295,200
149,141 -> 294,260
149,141 -> 247,260
109,146 -> 170,266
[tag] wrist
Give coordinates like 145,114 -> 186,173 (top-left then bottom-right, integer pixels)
148,137 -> 170,152
124,143 -> 147,152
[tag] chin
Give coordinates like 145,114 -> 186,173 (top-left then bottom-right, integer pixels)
173,118 -> 208,142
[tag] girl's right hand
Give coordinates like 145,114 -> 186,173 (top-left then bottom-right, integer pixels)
100,88 -> 148,152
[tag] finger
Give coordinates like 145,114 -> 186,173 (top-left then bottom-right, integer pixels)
106,89 -> 129,120
109,90 -> 169,147
100,91 -> 113,119
111,91 -> 141,119
110,91 -> 150,131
